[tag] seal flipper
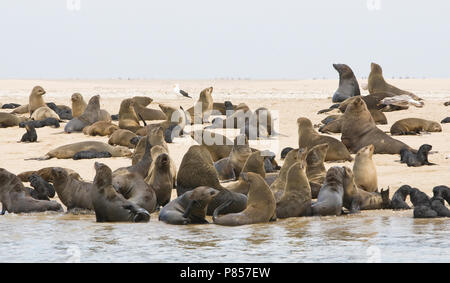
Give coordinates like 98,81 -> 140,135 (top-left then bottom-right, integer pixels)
137,113 -> 147,127
122,204 -> 150,222
182,200 -> 195,219
212,199 -> 233,221
25,155 -> 52,161
1,205 -> 5,215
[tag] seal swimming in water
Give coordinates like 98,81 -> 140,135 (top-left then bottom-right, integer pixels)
213,173 -> 276,226
353,144 -> 378,192
331,64 -> 360,103
297,117 -> 352,161
340,96 -> 413,154
51,167 -> 94,212
90,162 -> 150,223
28,141 -> 131,160
390,118 -> 442,135
311,166 -> 345,216
0,168 -> 62,214
159,186 -> 219,225
400,144 -> 435,167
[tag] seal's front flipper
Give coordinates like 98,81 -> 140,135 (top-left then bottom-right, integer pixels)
212,199 -> 233,221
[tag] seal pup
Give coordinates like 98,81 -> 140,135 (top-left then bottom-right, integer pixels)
311,166 -> 345,216
18,167 -> 82,183
0,113 -> 29,128
20,124 -> 37,142
433,186 -> 450,205
71,93 -> 87,118
28,86 -> 47,114
353,144 -> 378,192
19,117 -> 59,128
441,117 -> 450,123
399,144 -> 435,167
64,95 -> 102,133
390,118 -> 442,135
90,162 -> 150,223
113,172 -> 158,214
46,103 -> 72,120
28,141 -> 132,160
297,117 -> 352,161
108,129 -> 139,149
331,64 -> 360,103
340,96 -> 413,154
276,162 -> 312,218
0,168 -> 62,214
410,188 -> 438,218
390,185 -> 414,210
159,186 -> 219,225
368,63 -> 422,101
213,173 -> 276,226
1,103 -> 20,109
306,144 -> 329,198
28,174 -> 56,201
73,151 -> 112,160
82,121 -> 119,136
187,87 -> 214,124
51,167 -> 94,212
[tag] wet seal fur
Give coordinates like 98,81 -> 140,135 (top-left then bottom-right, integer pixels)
353,144 -> 378,192
311,166 -> 345,216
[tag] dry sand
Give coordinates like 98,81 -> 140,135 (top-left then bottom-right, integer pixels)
0,79 -> 449,204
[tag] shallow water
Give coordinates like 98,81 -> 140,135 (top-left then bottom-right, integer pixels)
1,211 -> 449,263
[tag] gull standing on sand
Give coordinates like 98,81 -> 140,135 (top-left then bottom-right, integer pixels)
173,84 -> 192,98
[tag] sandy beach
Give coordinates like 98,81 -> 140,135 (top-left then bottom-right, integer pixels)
1,79 -> 449,202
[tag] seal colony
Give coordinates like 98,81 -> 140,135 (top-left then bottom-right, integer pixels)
0,63 -> 449,224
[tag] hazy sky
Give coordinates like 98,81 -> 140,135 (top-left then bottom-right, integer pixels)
1,0 -> 449,79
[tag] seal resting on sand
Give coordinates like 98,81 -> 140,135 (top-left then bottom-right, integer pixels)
390,118 -> 442,135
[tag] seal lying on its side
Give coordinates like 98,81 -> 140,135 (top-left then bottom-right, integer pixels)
159,186 -> 219,225
90,162 -> 150,223
390,118 -> 442,135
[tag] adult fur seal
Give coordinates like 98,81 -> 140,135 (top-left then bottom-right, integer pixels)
276,162 -> 312,218
131,127 -> 168,165
319,109 -> 387,134
187,87 -> 214,124
108,129 -> 138,148
191,130 -> 233,161
31,106 -> 60,121
159,186 -> 219,225
71,93 -> 87,118
113,172 -> 158,213
11,104 -> 30,114
64,95 -> 103,133
311,166 -> 345,216
114,136 -> 152,179
144,150 -> 175,207
332,64 -> 360,103
213,173 -> 276,226
390,185 -> 414,210
28,86 -> 47,114
0,168 -> 62,214
90,162 -> 150,223
400,144 -> 435,167
368,63 -> 422,101
340,96 -> 413,154
297,117 -> 352,161
29,141 -> 132,160
353,144 -> 378,192
82,121 -> 119,136
214,135 -> 252,181
0,113 -> 29,128
390,118 -> 442,135
132,97 -> 166,121
119,98 -> 142,132
51,167 -> 94,212
18,167 -> 82,183
306,144 -> 329,198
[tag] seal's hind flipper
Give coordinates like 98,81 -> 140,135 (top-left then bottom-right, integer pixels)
25,155 -> 51,161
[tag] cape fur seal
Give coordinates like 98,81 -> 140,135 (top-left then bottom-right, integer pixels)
132,97 -> 166,121
191,130 -> 233,161
28,86 -> 47,114
20,124 -> 37,142
213,173 -> 276,226
390,118 -> 442,135
72,151 -> 112,160
131,126 -> 168,165
144,149 -> 175,207
46,102 -> 72,120
1,103 -> 20,109
31,106 -> 60,121
214,135 -> 252,181
114,136 -> 152,179
332,64 -> 360,103
17,167 -> 82,183
28,174 -> 56,200
213,101 -> 235,115
400,144 -> 435,167
410,188 -> 439,218
276,162 -> 312,218
51,167 -> 94,212
297,117 -> 352,161
187,87 -> 214,124
90,162 -> 150,223
0,168 -> 62,214
64,95 -> 105,133
311,166 -> 346,216
108,129 -> 138,148
353,144 -> 378,192
441,117 -> 450,123
11,104 -> 30,114
118,98 -> 142,133
159,186 -> 219,225
368,63 -> 422,101
306,144 -> 329,198
0,113 -> 29,128
82,121 -> 119,136
390,185 -> 414,210
340,96 -> 413,154
20,117 -> 59,128
29,141 -> 132,160
71,93 -> 87,118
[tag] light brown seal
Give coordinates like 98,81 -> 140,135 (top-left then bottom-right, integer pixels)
340,96 -> 413,154
113,172 -> 158,213
191,130 -> 234,162
353,145 -> 378,192
306,143 -> 329,198
297,117 -> 352,161
0,113 -> 29,128
118,98 -> 142,132
108,129 -> 138,148
28,86 -> 47,114
144,150 -> 175,207
133,97 -> 166,121
18,167 -> 82,183
390,118 -> 442,135
71,93 -> 87,118
187,87 -> 214,124
30,106 -> 60,121
82,121 -> 119,136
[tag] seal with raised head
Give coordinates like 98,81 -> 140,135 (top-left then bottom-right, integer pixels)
131,127 -> 168,165
28,141 -> 132,160
71,93 -> 87,118
28,174 -> 56,200
0,168 -> 62,214
340,96 -> 413,154
64,95 -> 102,133
82,121 -> 119,136
331,64 -> 360,103
390,185 -> 414,210
28,86 -> 47,114
353,144 -> 378,192
159,186 -> 219,225
390,118 -> 442,135
214,135 -> 252,181
144,150 -> 175,207
187,87 -> 214,124
51,167 -> 94,212
297,117 -> 352,161
305,143 -> 329,198
213,173 -> 276,226
20,124 -> 37,142
400,144 -> 435,167
108,129 -> 139,149
118,98 -> 142,133
90,162 -> 150,223
276,162 -> 312,218
132,97 -> 166,121
311,166 -> 345,216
